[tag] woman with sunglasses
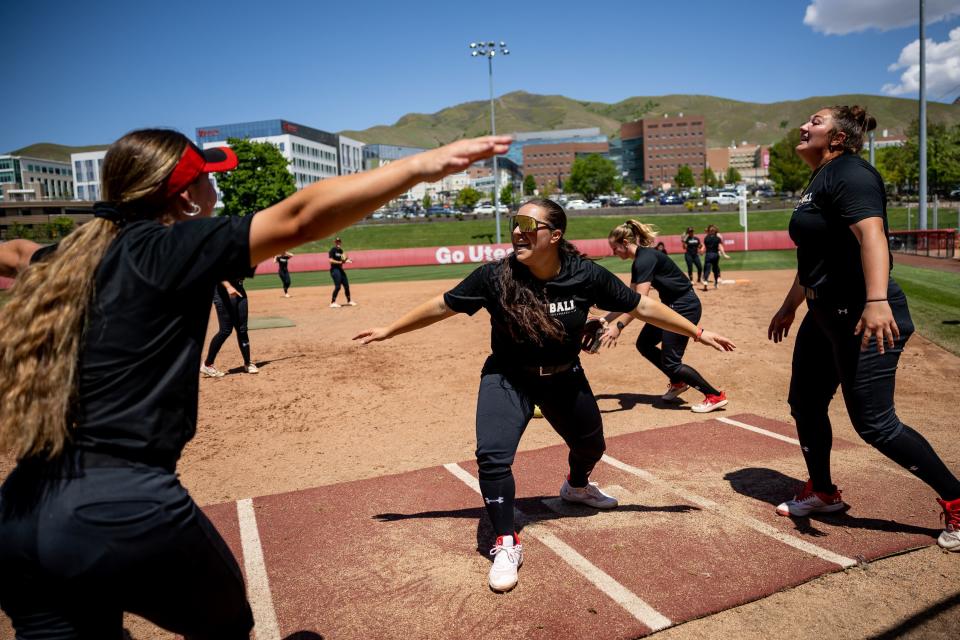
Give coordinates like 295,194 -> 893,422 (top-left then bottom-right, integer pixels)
355,198 -> 735,593
0,128 -> 510,638
602,219 -> 730,413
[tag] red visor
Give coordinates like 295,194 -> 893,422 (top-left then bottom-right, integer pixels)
164,144 -> 238,197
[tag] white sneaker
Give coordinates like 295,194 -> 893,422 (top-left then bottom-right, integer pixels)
346,301 -> 357,306
776,480 -> 846,517
330,302 -> 341,308
200,364 -> 225,378
560,478 -> 618,509
283,293 -> 291,298
244,363 -> 259,374
691,391 -> 728,413
488,534 -> 523,592
662,382 -> 689,401
937,497 -> 960,552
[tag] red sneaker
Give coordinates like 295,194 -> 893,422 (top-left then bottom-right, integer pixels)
776,479 -> 846,517
691,391 -> 728,413
937,497 -> 960,552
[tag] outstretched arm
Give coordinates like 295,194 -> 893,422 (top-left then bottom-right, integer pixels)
0,239 -> 42,277
249,136 -> 511,265
353,294 -> 458,344
631,295 -> 735,352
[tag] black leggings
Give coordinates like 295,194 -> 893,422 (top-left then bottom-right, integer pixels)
635,289 -> 720,396
684,253 -> 702,281
475,357 -> 606,536
331,268 -> 350,302
205,286 -> 251,366
0,457 -> 253,639
278,267 -> 291,293
703,253 -> 720,282
789,280 -> 960,500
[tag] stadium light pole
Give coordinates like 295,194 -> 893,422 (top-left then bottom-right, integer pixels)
919,0 -> 928,230
470,40 -> 509,244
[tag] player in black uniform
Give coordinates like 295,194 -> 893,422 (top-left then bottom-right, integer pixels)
603,219 -> 730,413
275,251 -> 293,296
0,128 -> 511,637
354,198 -> 736,592
328,237 -> 354,307
681,226 -> 702,282
202,278 -> 258,376
700,224 -> 729,290
768,104 -> 959,550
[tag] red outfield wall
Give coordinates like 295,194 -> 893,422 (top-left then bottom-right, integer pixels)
254,230 -> 796,275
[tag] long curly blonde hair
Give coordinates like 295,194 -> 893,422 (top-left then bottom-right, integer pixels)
0,129 -> 188,459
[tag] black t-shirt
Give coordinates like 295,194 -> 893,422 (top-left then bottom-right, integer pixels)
630,247 -> 692,304
703,235 -> 721,254
329,246 -> 345,270
789,153 -> 889,299
443,253 -> 641,367
684,236 -> 701,255
276,255 -> 290,272
38,215 -> 256,467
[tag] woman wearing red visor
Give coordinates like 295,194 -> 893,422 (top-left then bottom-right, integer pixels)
0,128 -> 509,638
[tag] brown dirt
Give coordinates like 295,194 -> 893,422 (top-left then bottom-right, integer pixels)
2,269 -> 959,639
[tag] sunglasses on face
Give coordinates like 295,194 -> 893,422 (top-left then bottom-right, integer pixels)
511,214 -> 556,233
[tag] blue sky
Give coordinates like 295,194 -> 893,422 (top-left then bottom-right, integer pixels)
4,0 -> 959,152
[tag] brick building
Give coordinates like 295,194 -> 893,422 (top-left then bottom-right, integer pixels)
620,114 -> 706,186
522,141 -> 610,191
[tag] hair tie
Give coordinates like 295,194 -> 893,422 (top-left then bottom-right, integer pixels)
92,201 -> 126,226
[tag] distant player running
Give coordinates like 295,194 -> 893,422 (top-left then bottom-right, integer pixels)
329,237 -> 355,307
681,226 -> 702,283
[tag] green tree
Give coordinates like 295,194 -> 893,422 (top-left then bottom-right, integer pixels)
540,180 -> 555,198
422,194 -> 432,211
724,167 -> 742,184
701,167 -> 717,188
566,154 -> 617,202
455,186 -> 483,210
522,174 -> 537,196
674,164 -> 695,189
216,138 -> 296,216
51,216 -> 75,238
500,183 -> 516,208
768,128 -> 809,194
7,222 -> 32,240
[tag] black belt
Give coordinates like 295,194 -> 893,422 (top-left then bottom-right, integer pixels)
77,449 -> 176,472
518,361 -> 577,377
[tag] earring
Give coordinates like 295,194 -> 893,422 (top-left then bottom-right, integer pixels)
185,203 -> 201,217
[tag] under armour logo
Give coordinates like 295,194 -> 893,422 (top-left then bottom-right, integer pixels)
484,497 -> 505,504
801,446 -> 810,452
838,308 -> 848,315
909,466 -> 919,472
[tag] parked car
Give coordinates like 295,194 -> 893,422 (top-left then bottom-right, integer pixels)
566,199 -> 589,209
612,197 -> 640,207
706,192 -> 740,205
659,194 -> 685,205
585,200 -> 603,209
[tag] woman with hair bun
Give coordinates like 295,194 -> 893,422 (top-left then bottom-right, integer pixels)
355,199 -> 735,593
603,219 -> 731,413
0,128 -> 511,636
769,105 -> 960,552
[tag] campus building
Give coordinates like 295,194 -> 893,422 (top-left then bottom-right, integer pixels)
0,155 -> 74,201
71,150 -> 108,201
522,141 -> 610,191
195,120 -> 343,190
504,128 -> 607,167
707,143 -> 769,184
363,143 -> 426,170
621,114 -> 706,187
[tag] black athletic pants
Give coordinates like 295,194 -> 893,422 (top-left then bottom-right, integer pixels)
331,268 -> 350,302
0,455 -> 254,639
635,289 -> 720,396
789,280 -> 960,500
475,357 -> 606,536
684,253 -> 702,281
206,285 -> 251,366
703,252 -> 720,283
278,267 -> 291,293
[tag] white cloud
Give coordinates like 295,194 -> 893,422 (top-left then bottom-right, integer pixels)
882,26 -> 960,96
804,0 -> 960,35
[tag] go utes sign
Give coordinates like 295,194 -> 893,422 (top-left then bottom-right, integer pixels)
435,244 -> 513,264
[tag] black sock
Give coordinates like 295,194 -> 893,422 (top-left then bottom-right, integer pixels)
673,364 -> 720,396
873,425 -> 960,501
479,473 -> 515,536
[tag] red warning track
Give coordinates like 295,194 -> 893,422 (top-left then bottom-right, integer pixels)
202,414 -> 943,639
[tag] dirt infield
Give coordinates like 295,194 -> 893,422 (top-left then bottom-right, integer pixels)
2,269 -> 959,638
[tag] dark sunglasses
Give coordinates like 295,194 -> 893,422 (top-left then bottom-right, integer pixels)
511,214 -> 556,233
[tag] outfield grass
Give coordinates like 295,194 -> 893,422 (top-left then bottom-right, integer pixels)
890,263 -> 960,356
297,207 -> 921,252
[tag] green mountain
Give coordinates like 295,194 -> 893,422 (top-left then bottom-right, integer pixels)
6,143 -> 109,163
341,91 -> 960,149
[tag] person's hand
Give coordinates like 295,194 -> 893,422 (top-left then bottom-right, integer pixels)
855,301 -> 899,354
226,287 -> 242,298
698,330 -> 736,352
600,324 -> 621,348
413,136 -> 512,182
353,327 -> 390,344
768,305 -> 795,343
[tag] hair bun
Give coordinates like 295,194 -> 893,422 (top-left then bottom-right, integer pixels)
849,105 -> 877,132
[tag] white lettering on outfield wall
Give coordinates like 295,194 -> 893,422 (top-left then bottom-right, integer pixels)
436,245 -> 514,265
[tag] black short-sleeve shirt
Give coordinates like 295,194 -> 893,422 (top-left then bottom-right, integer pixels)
684,236 -> 701,255
51,215 -> 256,467
329,246 -> 345,270
703,235 -> 721,254
789,153 -> 889,299
276,255 -> 290,272
443,253 -> 640,367
630,247 -> 692,305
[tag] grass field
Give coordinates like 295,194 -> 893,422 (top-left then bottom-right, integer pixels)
889,263 -> 960,356
297,206 -> 940,252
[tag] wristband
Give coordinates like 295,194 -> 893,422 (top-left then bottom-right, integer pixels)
616,321 -> 626,331
694,327 -> 703,342
865,299 -> 887,303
